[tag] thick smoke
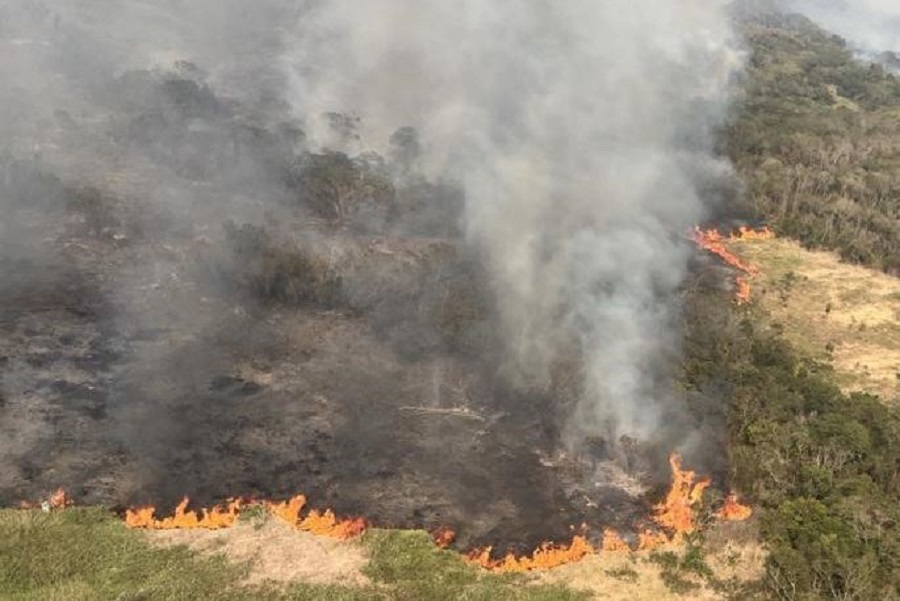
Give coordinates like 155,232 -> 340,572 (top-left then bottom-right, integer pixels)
783,0 -> 900,63
282,1 -> 743,444
2,0 -> 743,543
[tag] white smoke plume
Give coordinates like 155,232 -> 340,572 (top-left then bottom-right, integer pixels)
1,0 -> 742,469
783,0 -> 900,57
282,1 -> 744,444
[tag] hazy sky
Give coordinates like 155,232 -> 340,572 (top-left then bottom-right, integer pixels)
787,0 -> 900,54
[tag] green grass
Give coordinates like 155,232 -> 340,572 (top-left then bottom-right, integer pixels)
362,530 -> 586,601
0,509 -> 586,601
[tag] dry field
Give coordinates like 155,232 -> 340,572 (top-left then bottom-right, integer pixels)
731,237 -> 900,404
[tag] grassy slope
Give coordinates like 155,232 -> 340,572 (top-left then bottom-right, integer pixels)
684,239 -> 900,599
733,237 -> 900,403
0,508 -> 585,601
0,505 -> 770,601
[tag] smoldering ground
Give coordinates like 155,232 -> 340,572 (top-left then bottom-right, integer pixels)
1,2 -> 740,551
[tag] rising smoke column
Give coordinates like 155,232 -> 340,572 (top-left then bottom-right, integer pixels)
286,0 -> 739,446
283,2 -> 743,447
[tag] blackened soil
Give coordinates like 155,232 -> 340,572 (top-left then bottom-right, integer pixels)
0,204 -> 658,555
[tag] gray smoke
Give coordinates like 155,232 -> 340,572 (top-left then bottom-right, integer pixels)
281,1 -> 743,444
783,0 -> 900,58
2,0 -> 743,499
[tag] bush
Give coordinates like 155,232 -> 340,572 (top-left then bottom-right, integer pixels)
683,285 -> 900,599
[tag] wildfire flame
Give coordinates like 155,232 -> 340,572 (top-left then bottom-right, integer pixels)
264,494 -> 367,539
18,488 -> 73,511
432,527 -> 457,549
717,493 -> 753,522
20,453 -> 752,573
692,226 -> 774,304
601,528 -> 630,553
466,535 -> 596,573
733,226 -> 775,241
125,497 -> 243,530
651,453 -> 711,541
637,529 -> 671,551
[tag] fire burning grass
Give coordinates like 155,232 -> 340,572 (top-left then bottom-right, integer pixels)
18,453 -> 752,575
692,226 -> 775,304
465,453 -> 752,573
125,497 -> 244,531
123,494 -> 367,540
265,495 -> 368,539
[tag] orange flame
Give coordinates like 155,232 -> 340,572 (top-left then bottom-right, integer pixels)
265,494 -> 307,526
468,453 -> 721,569
651,453 -> 711,541
601,528 -> 630,553
692,227 -> 759,276
733,226 -> 775,241
48,488 -> 72,509
123,494 -> 365,539
18,488 -> 73,511
735,276 -> 751,304
692,226 -> 774,304
124,497 -> 243,530
99,451 -> 745,572
264,495 -> 366,539
466,535 -> 596,573
299,509 -> 366,539
716,493 -> 753,522
637,529 -> 671,551
433,527 -> 457,549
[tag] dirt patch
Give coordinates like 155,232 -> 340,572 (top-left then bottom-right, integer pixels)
146,519 -> 370,588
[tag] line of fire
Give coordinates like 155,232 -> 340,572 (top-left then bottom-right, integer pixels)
13,225 -> 770,573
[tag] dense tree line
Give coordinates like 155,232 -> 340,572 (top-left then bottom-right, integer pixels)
728,13 -> 900,274
682,282 -> 900,600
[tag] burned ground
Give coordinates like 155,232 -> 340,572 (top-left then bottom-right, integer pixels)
0,62 -> 693,555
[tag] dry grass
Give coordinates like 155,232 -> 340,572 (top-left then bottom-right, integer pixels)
536,541 -> 765,600
537,552 -> 716,601
147,519 -> 371,588
146,514 -> 766,600
731,237 -> 900,404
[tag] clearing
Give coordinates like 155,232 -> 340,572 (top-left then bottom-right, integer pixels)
731,236 -> 900,404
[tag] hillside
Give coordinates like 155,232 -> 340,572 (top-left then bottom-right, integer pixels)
734,236 -> 900,403
1,506 -> 766,601
5,6 -> 900,601
728,12 -> 900,274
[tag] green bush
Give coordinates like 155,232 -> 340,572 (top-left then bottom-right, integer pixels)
728,13 -> 900,273
683,286 -> 900,599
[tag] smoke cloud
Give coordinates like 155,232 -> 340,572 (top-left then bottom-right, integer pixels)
1,0 -> 743,536
282,1 -> 743,444
783,0 -> 900,59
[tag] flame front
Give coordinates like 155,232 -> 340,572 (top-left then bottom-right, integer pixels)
29,453 -> 750,572
433,527 -> 456,549
717,493 -> 753,521
264,495 -> 366,539
123,494 -> 365,538
692,226 -> 774,304
601,528 -> 630,553
637,529 -> 670,551
18,488 -> 73,511
733,226 -> 775,241
651,453 -> 711,541
124,497 -> 243,530
466,535 -> 596,573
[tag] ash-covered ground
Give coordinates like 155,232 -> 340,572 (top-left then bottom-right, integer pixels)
0,39 -> 669,557
0,0 -> 737,551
